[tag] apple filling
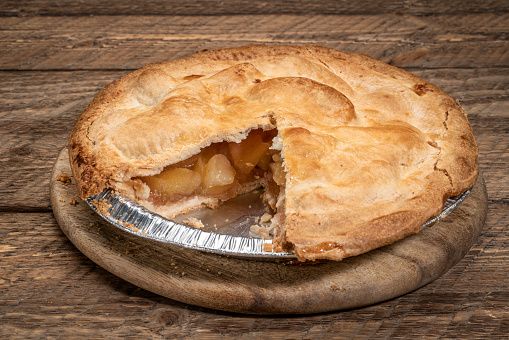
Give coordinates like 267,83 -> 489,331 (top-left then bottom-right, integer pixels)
138,129 -> 283,208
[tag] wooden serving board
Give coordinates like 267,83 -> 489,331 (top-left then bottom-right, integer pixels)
50,148 -> 488,315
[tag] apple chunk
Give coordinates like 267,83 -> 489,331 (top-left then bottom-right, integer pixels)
142,168 -> 201,199
269,154 -> 286,186
229,133 -> 271,174
201,154 -> 240,197
202,154 -> 236,188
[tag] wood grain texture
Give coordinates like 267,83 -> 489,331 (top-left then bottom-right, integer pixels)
1,0 -> 508,16
49,148 -> 488,315
1,1 -> 508,337
0,14 -> 507,70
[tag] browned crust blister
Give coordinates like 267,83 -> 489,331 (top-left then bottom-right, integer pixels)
69,45 -> 478,261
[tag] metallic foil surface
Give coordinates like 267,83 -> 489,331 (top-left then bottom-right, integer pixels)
86,188 -> 471,260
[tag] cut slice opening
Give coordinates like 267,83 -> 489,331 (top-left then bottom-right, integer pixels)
134,128 -> 287,239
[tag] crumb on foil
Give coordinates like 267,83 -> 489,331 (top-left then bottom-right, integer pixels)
260,212 -> 273,223
250,224 -> 271,239
116,220 -> 139,232
183,217 -> 204,229
91,198 -> 111,217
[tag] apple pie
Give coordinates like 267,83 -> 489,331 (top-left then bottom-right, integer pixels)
69,45 -> 478,261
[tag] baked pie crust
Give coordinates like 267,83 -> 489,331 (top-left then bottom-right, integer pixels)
69,45 -> 478,261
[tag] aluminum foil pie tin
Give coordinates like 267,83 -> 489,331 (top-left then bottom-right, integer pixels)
86,188 -> 471,260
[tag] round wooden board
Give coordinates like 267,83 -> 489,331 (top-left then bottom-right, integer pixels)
51,148 -> 488,315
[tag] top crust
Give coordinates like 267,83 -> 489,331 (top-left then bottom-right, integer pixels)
69,45 -> 478,261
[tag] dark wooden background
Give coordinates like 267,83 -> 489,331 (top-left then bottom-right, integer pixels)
1,1 -> 508,338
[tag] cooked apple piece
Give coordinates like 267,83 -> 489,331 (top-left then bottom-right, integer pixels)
192,143 -> 227,175
252,128 -> 278,143
269,159 -> 286,186
199,144 -> 219,163
229,133 -> 271,174
203,180 -> 241,198
202,154 -> 236,188
192,154 -> 208,176
142,168 -> 202,199
256,150 -> 273,171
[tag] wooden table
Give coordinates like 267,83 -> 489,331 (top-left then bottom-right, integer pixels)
1,1 -> 508,338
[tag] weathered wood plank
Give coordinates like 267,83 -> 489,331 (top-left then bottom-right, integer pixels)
1,2 -> 506,336
0,71 -> 126,211
0,14 -> 507,70
0,205 -> 507,337
0,68 -> 507,210
1,0 -> 508,16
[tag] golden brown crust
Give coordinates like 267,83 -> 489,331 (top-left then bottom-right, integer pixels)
69,45 -> 478,261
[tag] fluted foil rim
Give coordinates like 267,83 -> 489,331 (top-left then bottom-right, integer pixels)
86,188 -> 471,260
